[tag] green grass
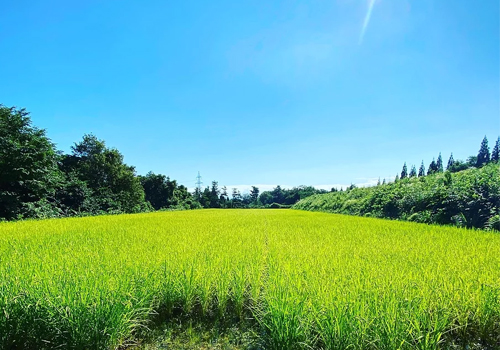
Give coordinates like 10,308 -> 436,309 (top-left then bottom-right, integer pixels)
0,209 -> 499,349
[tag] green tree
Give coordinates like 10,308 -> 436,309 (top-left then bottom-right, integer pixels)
210,181 -> 220,208
476,136 -> 490,167
448,159 -> 469,173
193,187 -> 202,203
467,155 -> 478,167
139,172 -> 193,210
250,186 -> 260,204
139,172 -> 169,210
231,188 -> 242,208
241,193 -> 252,206
219,186 -> 229,208
409,165 -> 417,178
427,159 -> 437,175
436,153 -> 443,172
63,134 -> 145,213
400,163 -> 408,179
56,171 -> 97,215
271,185 -> 285,204
491,137 -> 500,162
200,186 -> 211,208
447,153 -> 455,170
258,191 -> 273,205
418,161 -> 425,177
0,106 -> 61,220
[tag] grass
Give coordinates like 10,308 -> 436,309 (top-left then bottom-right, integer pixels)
0,209 -> 499,349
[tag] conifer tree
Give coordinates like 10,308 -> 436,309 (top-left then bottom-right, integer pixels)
400,163 -> 408,179
418,161 -> 425,177
395,174 -> 400,182
377,178 -> 381,186
491,137 -> 500,162
436,153 -> 443,172
409,165 -> 417,178
476,136 -> 490,167
382,178 -> 386,185
447,153 -> 455,170
427,159 -> 437,175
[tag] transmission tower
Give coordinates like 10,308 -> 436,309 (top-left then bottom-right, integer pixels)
195,171 -> 203,191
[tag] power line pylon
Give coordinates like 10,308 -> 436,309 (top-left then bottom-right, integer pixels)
196,171 -> 203,191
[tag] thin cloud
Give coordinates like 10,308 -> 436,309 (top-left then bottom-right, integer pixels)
359,0 -> 377,44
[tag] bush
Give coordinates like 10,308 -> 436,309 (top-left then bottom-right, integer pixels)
294,164 -> 500,230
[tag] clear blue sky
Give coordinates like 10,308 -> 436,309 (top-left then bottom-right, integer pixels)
1,0 -> 499,191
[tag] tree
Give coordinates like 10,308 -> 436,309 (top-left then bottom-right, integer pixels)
193,187 -> 202,203
491,137 -> 500,162
447,153 -> 455,170
231,188 -> 242,208
250,186 -> 260,203
210,181 -> 220,208
409,165 -> 417,178
0,105 -> 61,220
271,185 -> 285,204
427,159 -> 437,175
63,134 -> 145,213
241,193 -> 252,206
476,136 -> 490,167
258,191 -> 273,206
467,155 -> 477,167
200,186 -> 211,208
436,153 -> 443,172
55,171 -> 96,215
219,186 -> 229,208
418,161 -> 425,177
448,159 -> 469,173
139,172 -> 169,210
400,163 -> 408,179
139,172 -> 194,210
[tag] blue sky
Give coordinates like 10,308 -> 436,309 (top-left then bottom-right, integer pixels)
1,0 -> 499,192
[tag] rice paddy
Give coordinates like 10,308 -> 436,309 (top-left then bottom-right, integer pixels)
0,209 -> 499,349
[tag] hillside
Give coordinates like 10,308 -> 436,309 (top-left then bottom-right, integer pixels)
294,163 -> 500,230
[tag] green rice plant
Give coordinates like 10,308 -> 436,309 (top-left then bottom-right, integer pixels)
0,209 -> 499,349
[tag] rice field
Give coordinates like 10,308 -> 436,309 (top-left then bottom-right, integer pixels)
0,209 -> 499,349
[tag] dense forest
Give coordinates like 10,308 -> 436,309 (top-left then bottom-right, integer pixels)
1,104 -> 499,229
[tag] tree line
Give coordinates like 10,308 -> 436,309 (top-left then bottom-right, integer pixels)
192,183 -> 328,209
295,137 -> 500,230
0,105 -> 326,220
0,105 -> 195,220
397,136 -> 499,181
1,104 -> 498,224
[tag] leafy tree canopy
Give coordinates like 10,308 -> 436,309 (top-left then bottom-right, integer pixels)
63,134 -> 145,213
0,106 -> 61,220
